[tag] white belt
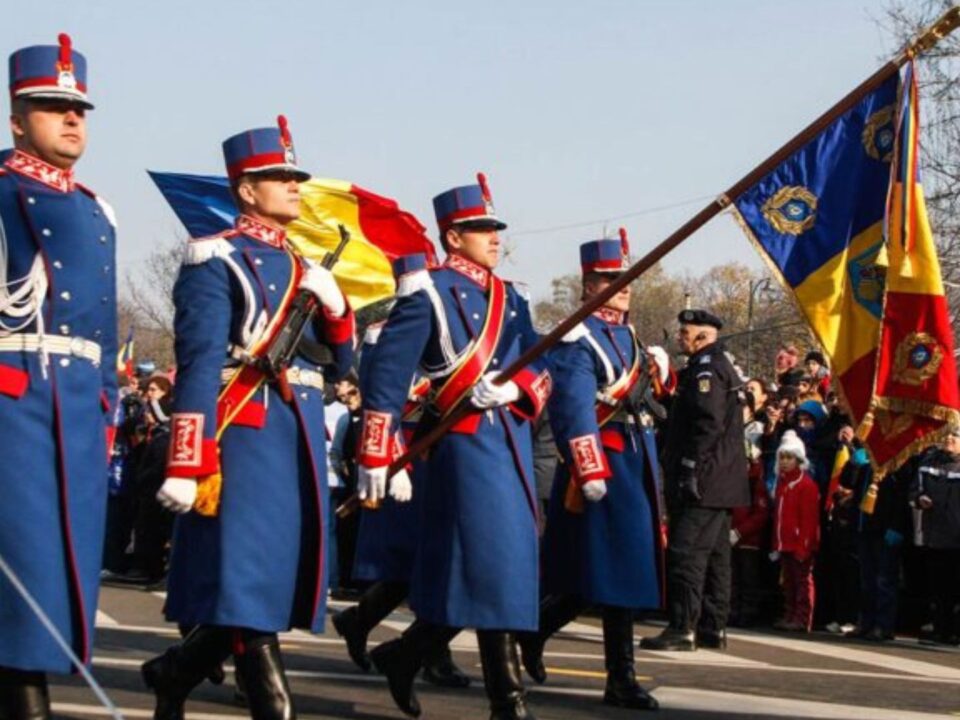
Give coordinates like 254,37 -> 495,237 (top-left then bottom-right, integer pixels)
220,365 -> 325,390
0,333 -> 101,365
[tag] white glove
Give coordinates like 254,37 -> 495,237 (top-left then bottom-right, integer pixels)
647,345 -> 670,384
299,263 -> 346,317
581,479 -> 607,502
730,529 -> 741,546
470,372 -> 521,409
768,551 -> 781,562
388,468 -> 413,503
358,464 -> 387,503
157,478 -> 197,514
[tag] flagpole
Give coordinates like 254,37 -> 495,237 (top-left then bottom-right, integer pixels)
337,6 -> 960,514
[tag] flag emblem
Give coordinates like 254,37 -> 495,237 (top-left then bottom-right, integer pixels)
893,332 -> 943,386
847,243 -> 886,318
761,186 -> 817,235
861,105 -> 896,161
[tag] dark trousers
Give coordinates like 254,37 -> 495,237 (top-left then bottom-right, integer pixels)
858,532 -> 901,635
925,548 -> 960,641
816,519 -> 860,627
730,547 -> 763,626
133,495 -> 174,581
781,554 -> 815,630
666,507 -> 731,632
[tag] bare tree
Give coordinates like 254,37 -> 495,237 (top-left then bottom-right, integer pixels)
120,239 -> 182,369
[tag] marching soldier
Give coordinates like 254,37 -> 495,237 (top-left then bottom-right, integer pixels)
358,174 -> 552,719
333,253 -> 470,689
140,117 -> 355,720
517,233 -> 662,711
0,33 -> 118,720
641,310 -> 749,651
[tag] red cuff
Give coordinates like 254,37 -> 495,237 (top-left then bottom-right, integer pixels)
358,409 -> 393,467
105,425 -> 117,461
568,433 -> 612,484
323,303 -> 355,345
166,413 -> 220,478
510,368 -> 552,420
653,368 -> 677,399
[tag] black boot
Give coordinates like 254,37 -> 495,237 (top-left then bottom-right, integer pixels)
516,594 -> 585,684
638,626 -> 696,651
333,580 -> 408,673
602,607 -> 659,710
370,621 -> 460,718
422,642 -> 470,688
0,668 -> 50,720
696,628 -> 727,649
233,633 -> 295,720
477,631 -> 536,720
141,625 -> 233,720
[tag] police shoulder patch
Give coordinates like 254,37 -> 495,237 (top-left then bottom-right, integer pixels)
698,377 -> 711,393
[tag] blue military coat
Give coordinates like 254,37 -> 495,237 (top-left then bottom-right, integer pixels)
163,214 -> 354,634
0,151 -> 118,673
358,254 -> 551,631
543,310 -> 663,609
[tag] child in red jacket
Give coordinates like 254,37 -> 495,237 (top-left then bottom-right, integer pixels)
772,430 -> 821,632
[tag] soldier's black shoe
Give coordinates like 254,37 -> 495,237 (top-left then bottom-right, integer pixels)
141,626 -> 232,720
696,628 -> 727,650
422,644 -> 470,688
332,607 -> 372,672
601,607 -> 659,711
478,631 -> 537,720
516,594 -> 586,685
603,679 -> 660,711
0,668 -> 50,720
516,632 -> 547,685
233,634 -> 295,720
639,628 -> 696,652
370,638 -> 422,718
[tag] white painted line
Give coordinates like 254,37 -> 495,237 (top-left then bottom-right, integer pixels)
149,591 -> 166,600
53,702 -> 244,719
651,687 -> 959,719
730,632 -> 960,680
94,610 -> 118,627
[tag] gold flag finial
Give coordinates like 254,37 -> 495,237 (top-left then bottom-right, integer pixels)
903,5 -> 960,59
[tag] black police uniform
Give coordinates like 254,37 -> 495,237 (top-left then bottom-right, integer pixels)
643,311 -> 749,650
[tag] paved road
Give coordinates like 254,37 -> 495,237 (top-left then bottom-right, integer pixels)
46,585 -> 960,719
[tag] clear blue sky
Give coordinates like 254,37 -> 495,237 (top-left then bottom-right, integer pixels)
1,0 -> 899,301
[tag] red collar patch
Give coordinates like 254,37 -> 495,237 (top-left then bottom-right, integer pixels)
445,254 -> 491,288
236,215 -> 287,248
5,150 -> 75,193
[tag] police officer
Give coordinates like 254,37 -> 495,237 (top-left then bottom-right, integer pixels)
333,253 -> 470,689
517,234 -> 661,711
641,310 -> 749,651
358,174 -> 551,719
141,117 -> 355,720
0,33 -> 118,720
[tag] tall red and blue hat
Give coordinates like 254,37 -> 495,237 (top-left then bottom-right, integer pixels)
222,115 -> 310,183
9,33 -> 93,109
580,228 -> 630,274
391,253 -> 429,280
433,172 -> 507,233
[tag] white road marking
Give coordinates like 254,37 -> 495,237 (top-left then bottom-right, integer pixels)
94,610 -> 118,627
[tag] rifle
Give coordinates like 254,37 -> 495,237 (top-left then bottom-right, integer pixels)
258,223 -> 351,402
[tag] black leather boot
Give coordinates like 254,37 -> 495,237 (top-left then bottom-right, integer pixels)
0,667 -> 50,720
370,621 -> 460,718
233,633 -> 295,720
602,607 -> 659,710
696,628 -> 727,649
516,594 -> 585,684
638,626 -> 696,651
477,631 -> 537,720
333,580 -> 409,673
141,625 -> 233,720
422,642 -> 470,688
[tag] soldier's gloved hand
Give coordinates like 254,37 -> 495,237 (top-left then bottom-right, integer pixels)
678,467 -> 702,503
470,372 -> 520,409
647,345 -> 670,384
358,464 -> 387,502
300,263 -> 346,317
157,478 -> 197,514
581,479 -> 607,503
388,468 -> 413,503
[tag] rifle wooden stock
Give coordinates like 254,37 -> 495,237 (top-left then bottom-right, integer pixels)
333,7 -> 960,518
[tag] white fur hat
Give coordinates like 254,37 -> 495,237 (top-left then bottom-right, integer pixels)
777,429 -> 808,467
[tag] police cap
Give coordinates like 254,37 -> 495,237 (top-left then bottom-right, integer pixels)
677,309 -> 723,330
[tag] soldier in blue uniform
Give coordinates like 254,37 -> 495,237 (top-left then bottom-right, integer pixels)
140,117 -> 355,720
333,253 -> 470,689
0,34 -> 118,720
517,235 -> 662,711
357,174 -> 552,719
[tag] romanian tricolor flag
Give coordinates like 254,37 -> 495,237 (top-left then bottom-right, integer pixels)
116,326 -> 135,379
866,61 -> 960,474
148,172 -> 436,310
731,74 -> 898,428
